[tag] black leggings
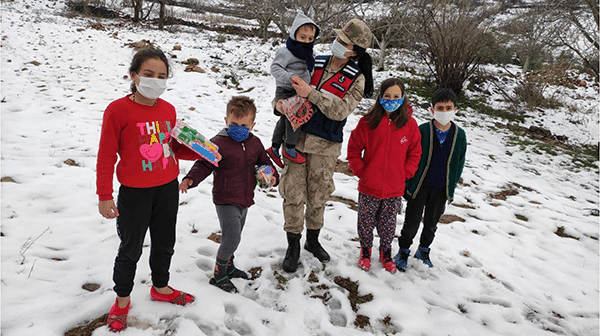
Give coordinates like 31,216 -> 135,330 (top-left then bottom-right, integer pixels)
112,179 -> 179,297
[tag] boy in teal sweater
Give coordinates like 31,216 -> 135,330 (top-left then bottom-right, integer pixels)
394,88 -> 467,271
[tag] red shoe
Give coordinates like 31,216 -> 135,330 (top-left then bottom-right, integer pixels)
266,147 -> 284,168
380,250 -> 397,274
107,298 -> 130,332
282,148 -> 306,164
358,247 -> 371,271
150,286 -> 195,306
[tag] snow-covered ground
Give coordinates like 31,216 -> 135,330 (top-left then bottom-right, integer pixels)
1,1 -> 598,335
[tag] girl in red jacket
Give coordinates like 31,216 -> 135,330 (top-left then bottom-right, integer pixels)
347,78 -> 422,273
96,47 -> 200,332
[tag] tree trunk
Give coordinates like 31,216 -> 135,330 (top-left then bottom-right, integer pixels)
133,0 -> 142,22
377,36 -> 387,71
159,0 -> 165,30
522,55 -> 530,73
260,19 -> 271,43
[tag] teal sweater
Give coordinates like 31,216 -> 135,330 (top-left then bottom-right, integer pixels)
405,120 -> 467,203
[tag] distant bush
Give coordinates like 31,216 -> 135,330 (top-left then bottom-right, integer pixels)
514,80 -> 562,110
65,0 -> 123,18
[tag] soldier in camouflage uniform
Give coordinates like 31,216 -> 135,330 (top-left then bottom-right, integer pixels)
279,18 -> 374,272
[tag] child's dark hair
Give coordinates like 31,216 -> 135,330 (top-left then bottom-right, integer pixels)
352,46 -> 374,98
129,47 -> 170,93
366,78 -> 409,130
431,87 -> 457,106
227,96 -> 257,121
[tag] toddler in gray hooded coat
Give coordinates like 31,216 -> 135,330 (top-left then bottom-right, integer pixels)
266,12 -> 319,167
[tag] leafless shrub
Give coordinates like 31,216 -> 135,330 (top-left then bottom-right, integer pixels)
410,0 -> 499,96
514,79 -> 562,110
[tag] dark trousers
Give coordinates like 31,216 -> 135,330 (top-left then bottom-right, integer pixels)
113,179 -> 179,297
399,185 -> 446,250
357,193 -> 401,252
271,87 -> 300,148
272,115 -> 301,148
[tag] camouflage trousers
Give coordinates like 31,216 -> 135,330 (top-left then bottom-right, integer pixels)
279,153 -> 337,234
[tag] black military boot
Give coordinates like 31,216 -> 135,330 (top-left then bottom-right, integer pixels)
304,229 -> 330,262
282,232 -> 301,272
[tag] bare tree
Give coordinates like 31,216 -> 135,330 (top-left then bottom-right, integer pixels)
410,0 -> 499,96
231,0 -> 360,43
542,0 -> 599,80
294,0 -> 359,35
362,0 -> 413,71
227,0 -> 284,42
499,7 -> 552,73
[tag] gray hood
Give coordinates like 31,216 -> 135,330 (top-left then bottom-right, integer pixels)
289,11 -> 319,41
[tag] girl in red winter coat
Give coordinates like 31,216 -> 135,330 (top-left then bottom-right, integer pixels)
347,78 -> 422,273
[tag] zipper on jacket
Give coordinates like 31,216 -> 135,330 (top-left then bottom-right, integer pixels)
413,121 -> 434,198
241,141 -> 249,205
445,128 -> 458,201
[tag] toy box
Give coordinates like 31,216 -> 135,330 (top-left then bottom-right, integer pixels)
171,120 -> 219,167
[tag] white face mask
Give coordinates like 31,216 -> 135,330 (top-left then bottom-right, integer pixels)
434,110 -> 456,126
331,39 -> 350,59
135,75 -> 167,99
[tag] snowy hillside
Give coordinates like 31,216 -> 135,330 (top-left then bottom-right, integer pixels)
1,1 -> 598,336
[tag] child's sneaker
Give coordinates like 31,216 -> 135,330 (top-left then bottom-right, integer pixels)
283,147 -> 306,164
107,298 -> 130,332
266,147 -> 284,168
379,249 -> 397,274
357,247 -> 371,271
414,246 -> 434,267
393,248 -> 410,272
150,286 -> 195,305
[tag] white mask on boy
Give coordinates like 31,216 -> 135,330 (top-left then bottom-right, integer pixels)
434,110 -> 456,126
135,75 -> 167,99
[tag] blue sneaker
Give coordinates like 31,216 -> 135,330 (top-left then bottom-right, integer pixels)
414,246 -> 433,267
393,248 -> 410,272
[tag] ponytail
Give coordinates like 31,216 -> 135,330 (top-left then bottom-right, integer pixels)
353,46 -> 374,98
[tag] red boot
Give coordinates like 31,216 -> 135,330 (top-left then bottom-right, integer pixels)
150,286 -> 195,305
358,247 -> 371,271
107,298 -> 130,332
266,147 -> 284,168
380,249 -> 397,274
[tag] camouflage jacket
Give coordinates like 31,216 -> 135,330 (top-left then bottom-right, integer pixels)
296,58 -> 365,157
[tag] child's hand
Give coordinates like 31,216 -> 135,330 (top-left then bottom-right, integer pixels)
99,200 -> 119,219
276,99 -> 284,113
257,174 -> 270,188
291,75 -> 302,84
179,178 -> 193,193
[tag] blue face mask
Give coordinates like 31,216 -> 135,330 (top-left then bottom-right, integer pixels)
379,95 -> 405,112
227,125 -> 250,142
